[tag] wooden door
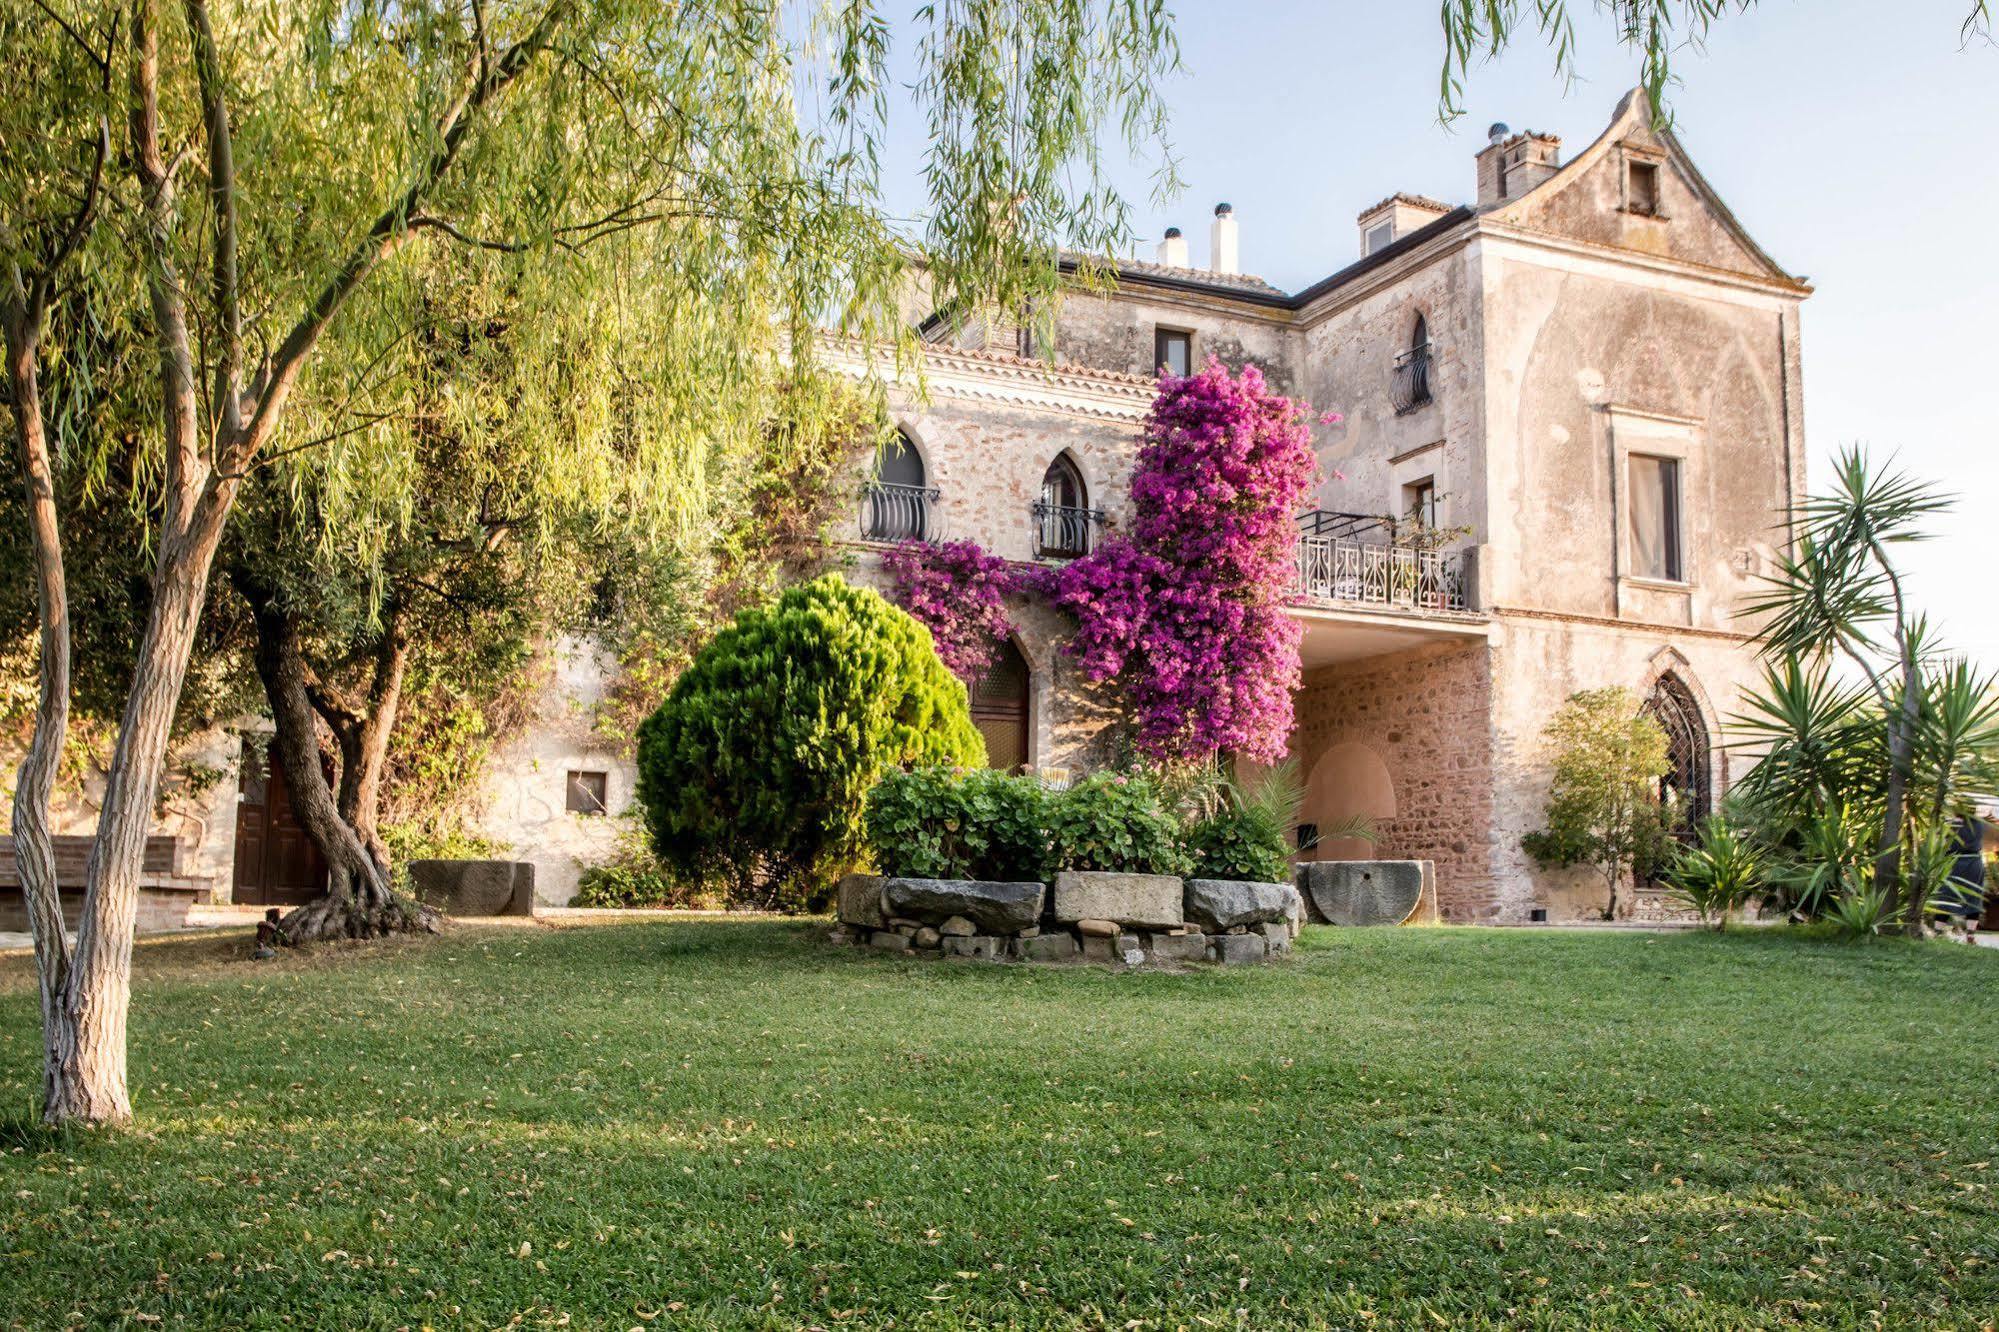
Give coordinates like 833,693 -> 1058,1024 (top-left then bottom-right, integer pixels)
970,640 -> 1030,773
233,739 -> 329,905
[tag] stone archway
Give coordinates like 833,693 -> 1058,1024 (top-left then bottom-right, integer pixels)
1299,740 -> 1397,860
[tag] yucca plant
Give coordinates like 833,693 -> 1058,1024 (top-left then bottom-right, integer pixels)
1661,817 -> 1771,931
1824,881 -> 1898,940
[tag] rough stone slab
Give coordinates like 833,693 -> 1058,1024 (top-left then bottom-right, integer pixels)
1051,871 -> 1184,929
1080,934 -> 1117,963
942,934 -> 1006,961
1299,861 -> 1426,926
869,931 -> 911,951
1183,878 -> 1300,931
1209,932 -> 1267,964
1146,931 -> 1209,963
1075,918 -> 1120,938
939,915 -> 976,937
1117,934 -> 1146,967
836,874 -> 887,929
913,926 -> 941,949
1260,920 -> 1292,954
1016,932 -> 1080,963
411,859 -> 535,916
883,878 -> 1045,934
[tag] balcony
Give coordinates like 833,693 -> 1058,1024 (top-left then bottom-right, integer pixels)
1390,343 -> 1433,414
861,481 -> 941,543
1293,510 -> 1472,613
1031,501 -> 1105,559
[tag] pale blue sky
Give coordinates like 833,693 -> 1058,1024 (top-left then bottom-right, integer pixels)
873,0 -> 1999,667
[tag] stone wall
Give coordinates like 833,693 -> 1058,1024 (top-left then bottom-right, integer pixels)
1290,642 -> 1499,920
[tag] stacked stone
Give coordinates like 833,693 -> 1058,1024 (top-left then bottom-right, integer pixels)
830,871 -> 1303,967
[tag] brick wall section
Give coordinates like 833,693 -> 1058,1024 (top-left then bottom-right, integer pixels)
1290,641 -> 1500,919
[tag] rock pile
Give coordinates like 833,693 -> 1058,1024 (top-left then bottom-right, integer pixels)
830,871 -> 1303,967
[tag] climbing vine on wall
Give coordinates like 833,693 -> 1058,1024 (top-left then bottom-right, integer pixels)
1044,359 -> 1319,765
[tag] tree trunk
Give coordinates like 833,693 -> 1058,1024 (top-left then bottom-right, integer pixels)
332,600 -> 409,874
235,575 -> 437,943
5,297 -> 80,1122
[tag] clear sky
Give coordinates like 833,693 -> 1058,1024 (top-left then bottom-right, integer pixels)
873,0 -> 1999,667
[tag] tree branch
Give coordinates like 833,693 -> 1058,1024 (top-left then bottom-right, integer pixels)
183,0 -> 243,440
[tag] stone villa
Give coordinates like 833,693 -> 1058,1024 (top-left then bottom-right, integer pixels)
2,88 -> 1810,926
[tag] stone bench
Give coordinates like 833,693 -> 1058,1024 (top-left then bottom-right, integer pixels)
0,834 -> 214,934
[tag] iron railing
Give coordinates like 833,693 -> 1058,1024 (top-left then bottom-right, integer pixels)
1031,501 -> 1105,559
1391,343 -> 1433,414
1293,510 -> 1472,612
860,481 -> 941,543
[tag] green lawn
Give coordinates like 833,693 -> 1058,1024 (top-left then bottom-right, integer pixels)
1,922 -> 1995,1330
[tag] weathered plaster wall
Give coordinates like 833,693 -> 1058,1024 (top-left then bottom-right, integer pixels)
1289,642 -> 1499,920
1048,289 -> 1299,393
471,637 -> 635,905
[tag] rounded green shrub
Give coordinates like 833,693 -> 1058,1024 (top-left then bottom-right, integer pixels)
1046,770 -> 1190,877
865,767 -> 1053,883
635,574 -> 985,910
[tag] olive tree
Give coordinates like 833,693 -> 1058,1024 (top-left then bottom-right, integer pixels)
1522,686 -> 1673,920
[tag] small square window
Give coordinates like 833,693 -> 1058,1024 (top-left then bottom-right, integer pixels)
565,769 -> 608,815
1628,160 -> 1661,217
1403,477 -> 1438,529
1364,222 -> 1394,255
1154,327 -> 1191,377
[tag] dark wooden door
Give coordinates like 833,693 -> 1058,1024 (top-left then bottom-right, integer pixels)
233,739 -> 329,905
970,640 -> 1030,773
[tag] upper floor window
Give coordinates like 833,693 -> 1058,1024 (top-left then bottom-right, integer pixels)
863,431 -> 938,542
1034,454 -> 1099,558
1402,476 -> 1438,529
1363,221 -> 1393,255
1154,327 -> 1191,377
1391,314 -> 1432,414
1627,454 -> 1684,582
1627,160 -> 1662,217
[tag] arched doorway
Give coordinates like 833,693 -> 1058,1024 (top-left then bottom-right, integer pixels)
969,639 -> 1031,773
1298,740 -> 1396,860
1644,672 -> 1711,829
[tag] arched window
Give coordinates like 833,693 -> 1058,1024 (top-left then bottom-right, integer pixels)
864,431 -> 935,541
1392,314 -> 1433,413
1410,313 -> 1428,355
1034,454 -> 1095,557
1645,673 -> 1711,828
969,639 -> 1031,773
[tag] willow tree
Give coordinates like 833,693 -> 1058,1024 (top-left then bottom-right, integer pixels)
2,0 -> 1177,1126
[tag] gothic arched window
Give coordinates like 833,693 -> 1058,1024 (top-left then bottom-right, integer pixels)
864,431 -> 934,541
1034,453 -> 1096,558
1645,672 -> 1711,828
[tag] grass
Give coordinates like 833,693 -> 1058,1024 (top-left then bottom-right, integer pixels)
0,921 -> 1995,1330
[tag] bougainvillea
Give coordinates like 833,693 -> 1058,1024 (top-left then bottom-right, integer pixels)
1044,359 -> 1318,763
880,539 -> 1030,679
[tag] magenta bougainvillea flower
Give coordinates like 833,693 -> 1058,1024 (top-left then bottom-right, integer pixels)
880,538 -> 1029,680
1044,358 -> 1318,764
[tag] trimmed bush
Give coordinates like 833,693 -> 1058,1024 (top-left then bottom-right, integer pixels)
636,575 -> 985,910
865,767 -> 1052,882
1046,770 -> 1190,877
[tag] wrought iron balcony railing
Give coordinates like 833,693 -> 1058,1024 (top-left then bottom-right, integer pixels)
1293,510 -> 1472,612
860,481 -> 941,543
1031,501 -> 1105,559
1391,343 -> 1433,414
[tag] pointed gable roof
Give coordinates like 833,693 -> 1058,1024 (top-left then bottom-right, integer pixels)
1485,88 -> 1809,292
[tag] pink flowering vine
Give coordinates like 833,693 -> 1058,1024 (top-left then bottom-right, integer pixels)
880,539 -> 1028,680
1044,359 -> 1318,764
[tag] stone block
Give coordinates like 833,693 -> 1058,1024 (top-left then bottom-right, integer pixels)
939,915 -> 977,937
1260,920 -> 1292,954
1146,931 -> 1208,963
1075,918 -> 1120,938
411,859 -> 535,916
1209,932 -> 1267,965
1183,878 -> 1299,931
869,931 -> 911,952
1298,861 -> 1426,927
1116,934 -> 1146,966
1080,934 -> 1116,963
836,873 -> 887,929
1051,871 -> 1183,930
882,878 -> 1045,934
1015,931 -> 1080,963
913,926 -> 942,949
942,934 -> 1006,961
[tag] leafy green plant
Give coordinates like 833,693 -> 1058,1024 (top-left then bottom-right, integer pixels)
1521,687 -> 1674,920
864,767 -> 1053,882
1186,760 -> 1343,883
1046,770 -> 1191,876
1825,882 -> 1898,940
636,575 -> 984,911
571,818 -> 719,909
1660,816 -> 1771,931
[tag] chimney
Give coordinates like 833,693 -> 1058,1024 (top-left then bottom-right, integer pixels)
1156,226 -> 1189,267
1476,123 -> 1561,207
1209,203 -> 1239,275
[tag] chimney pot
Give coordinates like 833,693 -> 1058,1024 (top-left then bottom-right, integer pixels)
1156,227 -> 1189,267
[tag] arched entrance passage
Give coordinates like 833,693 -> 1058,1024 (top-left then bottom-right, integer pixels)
969,639 -> 1031,773
1298,740 -> 1395,859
